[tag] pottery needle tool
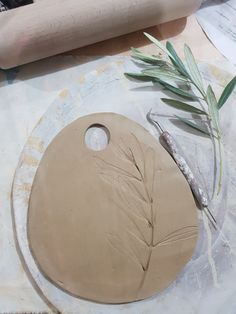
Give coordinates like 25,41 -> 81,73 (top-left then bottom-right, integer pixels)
147,110 -> 217,229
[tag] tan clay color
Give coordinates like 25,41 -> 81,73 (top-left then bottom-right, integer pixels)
0,0 -> 201,68
28,113 -> 198,304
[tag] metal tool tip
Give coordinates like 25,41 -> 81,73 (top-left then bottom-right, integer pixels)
146,110 -> 164,133
146,109 -> 153,122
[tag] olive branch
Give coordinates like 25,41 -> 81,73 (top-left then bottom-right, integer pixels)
125,32 -> 236,195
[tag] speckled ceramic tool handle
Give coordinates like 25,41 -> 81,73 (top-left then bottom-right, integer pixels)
160,131 -> 209,209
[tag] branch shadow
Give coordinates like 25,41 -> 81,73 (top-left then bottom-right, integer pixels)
170,115 -> 210,138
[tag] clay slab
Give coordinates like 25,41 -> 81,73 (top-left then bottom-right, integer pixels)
28,113 -> 198,303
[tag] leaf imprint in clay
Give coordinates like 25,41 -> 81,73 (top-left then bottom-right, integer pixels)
28,113 -> 198,304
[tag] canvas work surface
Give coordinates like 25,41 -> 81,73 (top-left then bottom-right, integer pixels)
6,57 -> 236,312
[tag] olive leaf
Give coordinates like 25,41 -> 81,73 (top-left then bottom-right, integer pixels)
184,44 -> 204,94
142,68 -> 188,83
206,85 -> 220,132
166,41 -> 189,77
156,79 -> 199,100
218,76 -> 236,109
124,72 -> 154,81
131,47 -> 164,65
175,115 -> 211,136
144,32 -> 173,59
161,98 -> 207,115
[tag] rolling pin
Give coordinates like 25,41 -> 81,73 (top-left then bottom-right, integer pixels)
0,0 -> 201,69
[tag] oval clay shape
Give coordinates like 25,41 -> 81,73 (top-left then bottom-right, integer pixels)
28,113 -> 198,303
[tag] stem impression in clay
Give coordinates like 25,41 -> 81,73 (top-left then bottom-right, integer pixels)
97,135 -> 157,285
96,133 -> 197,292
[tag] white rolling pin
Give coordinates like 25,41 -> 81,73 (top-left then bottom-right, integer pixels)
0,0 -> 201,69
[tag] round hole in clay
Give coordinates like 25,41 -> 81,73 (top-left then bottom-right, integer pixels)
85,124 -> 110,151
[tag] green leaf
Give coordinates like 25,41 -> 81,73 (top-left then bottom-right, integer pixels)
144,32 -> 173,59
184,44 -> 204,94
124,72 -> 154,81
218,76 -> 236,109
142,68 -> 188,83
157,79 -> 199,100
175,115 -> 211,136
131,47 -> 164,65
206,85 -> 220,131
161,98 -> 207,114
166,42 -> 189,78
